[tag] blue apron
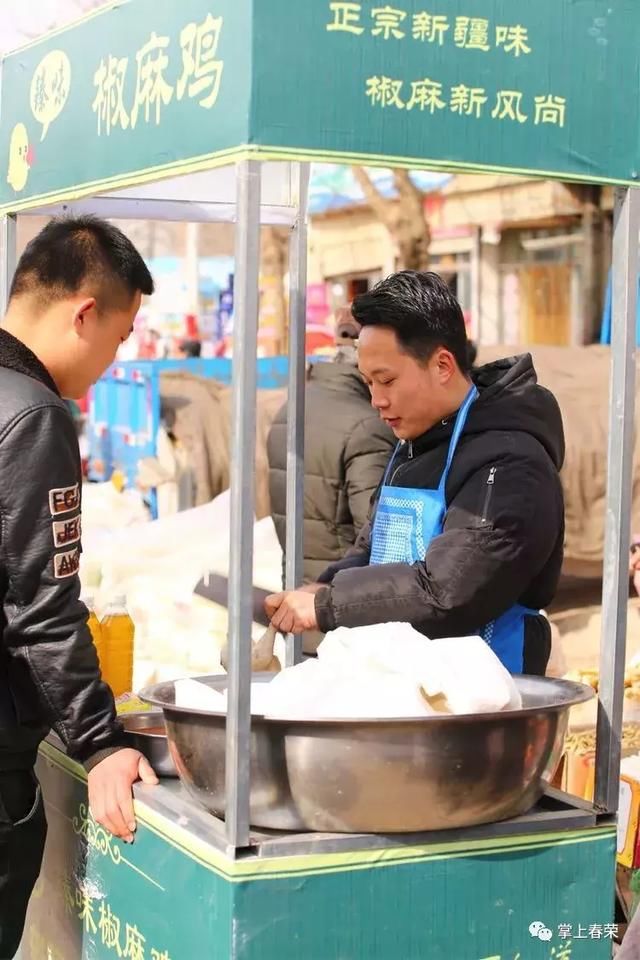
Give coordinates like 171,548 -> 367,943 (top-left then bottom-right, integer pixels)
370,385 -> 534,673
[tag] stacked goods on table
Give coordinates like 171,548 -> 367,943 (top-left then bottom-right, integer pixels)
558,661 -> 640,803
618,754 -> 640,871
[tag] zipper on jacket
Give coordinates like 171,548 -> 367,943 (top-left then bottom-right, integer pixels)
480,466 -> 496,524
388,441 -> 410,486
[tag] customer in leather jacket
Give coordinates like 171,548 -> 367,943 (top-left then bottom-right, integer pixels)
0,216 -> 157,958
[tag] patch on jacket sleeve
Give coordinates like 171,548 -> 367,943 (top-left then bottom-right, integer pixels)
53,547 -> 80,579
49,483 -> 80,517
52,515 -> 81,548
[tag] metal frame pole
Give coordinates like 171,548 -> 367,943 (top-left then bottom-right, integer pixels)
284,162 -> 310,667
225,159 -> 261,849
0,214 -> 17,314
470,225 -> 481,344
595,186 -> 640,811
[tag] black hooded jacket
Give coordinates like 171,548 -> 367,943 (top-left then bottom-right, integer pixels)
314,354 -> 565,674
0,329 -> 126,771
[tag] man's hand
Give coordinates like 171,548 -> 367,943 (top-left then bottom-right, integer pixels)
88,748 -> 158,843
265,589 -> 320,634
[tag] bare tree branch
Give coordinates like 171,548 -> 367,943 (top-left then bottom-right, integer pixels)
392,169 -> 431,272
352,166 -> 396,230
352,167 -> 431,272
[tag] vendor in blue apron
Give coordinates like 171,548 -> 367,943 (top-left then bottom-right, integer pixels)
266,271 -> 565,676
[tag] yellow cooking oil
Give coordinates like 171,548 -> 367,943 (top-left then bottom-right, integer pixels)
100,596 -> 135,698
84,595 -> 107,675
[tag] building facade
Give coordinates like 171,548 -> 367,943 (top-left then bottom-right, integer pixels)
308,175 -> 610,347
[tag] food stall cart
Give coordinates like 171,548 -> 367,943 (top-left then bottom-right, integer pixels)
0,1 -> 638,957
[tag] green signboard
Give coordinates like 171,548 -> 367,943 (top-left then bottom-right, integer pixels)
1,0 -> 639,213
252,0 -> 640,186
19,742 -> 618,960
0,0 -> 251,212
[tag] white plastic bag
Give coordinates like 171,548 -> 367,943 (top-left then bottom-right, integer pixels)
168,623 -> 522,720
264,623 -> 522,719
264,657 -> 436,719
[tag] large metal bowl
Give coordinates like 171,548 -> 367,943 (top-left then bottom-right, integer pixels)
140,674 -> 593,833
121,711 -> 178,778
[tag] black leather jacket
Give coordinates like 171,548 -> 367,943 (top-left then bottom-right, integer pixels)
0,329 -> 126,771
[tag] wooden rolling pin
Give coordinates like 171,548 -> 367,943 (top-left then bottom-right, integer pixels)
220,623 -> 281,673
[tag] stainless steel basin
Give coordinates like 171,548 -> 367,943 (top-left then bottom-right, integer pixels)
121,710 -> 177,778
140,674 -> 593,833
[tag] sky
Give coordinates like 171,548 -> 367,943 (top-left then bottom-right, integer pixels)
0,0 -> 104,55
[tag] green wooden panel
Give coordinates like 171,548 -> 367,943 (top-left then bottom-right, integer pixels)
251,0 -> 640,185
19,744 -> 617,960
0,0 -> 251,211
22,749 -> 233,960
234,841 -> 617,959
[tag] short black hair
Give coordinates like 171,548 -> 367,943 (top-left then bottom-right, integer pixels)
351,271 -> 470,372
10,215 -> 154,309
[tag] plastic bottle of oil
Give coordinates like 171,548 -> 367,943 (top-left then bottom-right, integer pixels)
84,595 -> 106,675
100,596 -> 135,697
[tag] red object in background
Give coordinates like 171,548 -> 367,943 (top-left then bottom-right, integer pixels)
305,327 -> 334,354
77,395 -> 89,415
423,191 -> 444,224
185,313 -> 200,339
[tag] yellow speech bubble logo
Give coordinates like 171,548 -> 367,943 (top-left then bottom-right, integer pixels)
30,50 -> 71,141
7,123 -> 31,193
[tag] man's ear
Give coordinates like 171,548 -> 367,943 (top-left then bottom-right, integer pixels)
72,297 -> 97,332
435,348 -> 457,384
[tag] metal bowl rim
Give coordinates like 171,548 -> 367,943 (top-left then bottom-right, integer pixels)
138,674 -> 595,725
121,710 -> 168,738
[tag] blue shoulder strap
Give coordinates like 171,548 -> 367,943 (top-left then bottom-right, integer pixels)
437,384 -> 479,494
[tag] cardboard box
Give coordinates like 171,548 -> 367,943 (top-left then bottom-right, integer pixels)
618,775 -> 640,868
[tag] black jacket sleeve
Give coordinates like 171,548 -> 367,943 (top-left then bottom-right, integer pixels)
0,404 -> 127,767
315,455 -> 562,635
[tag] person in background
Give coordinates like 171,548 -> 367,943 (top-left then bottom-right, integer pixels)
179,338 -> 202,359
138,327 -> 161,359
265,271 -> 565,675
0,216 -> 158,958
630,535 -> 640,598
267,308 -> 395,653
